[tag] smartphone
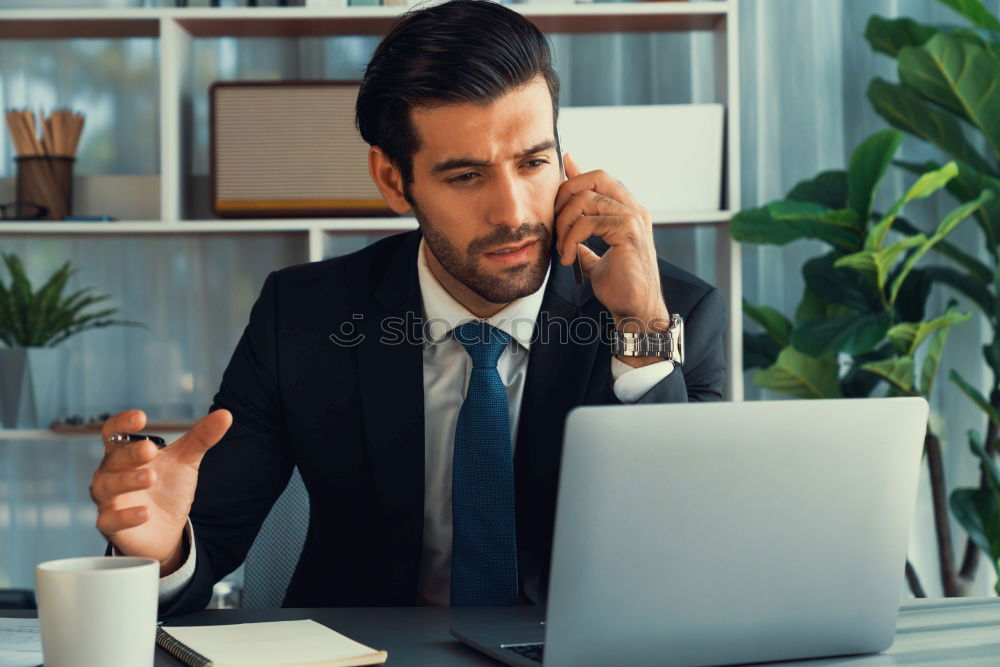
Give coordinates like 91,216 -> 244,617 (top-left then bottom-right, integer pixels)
559,156 -> 586,285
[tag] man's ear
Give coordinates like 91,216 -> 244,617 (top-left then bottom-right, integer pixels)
368,146 -> 413,215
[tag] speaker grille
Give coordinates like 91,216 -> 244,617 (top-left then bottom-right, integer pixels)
213,84 -> 385,214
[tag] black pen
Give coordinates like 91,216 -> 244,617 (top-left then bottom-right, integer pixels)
106,432 -> 167,448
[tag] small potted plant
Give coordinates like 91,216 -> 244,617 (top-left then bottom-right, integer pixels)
0,253 -> 143,428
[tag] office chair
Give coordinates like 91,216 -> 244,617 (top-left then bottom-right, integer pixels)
241,466 -> 309,608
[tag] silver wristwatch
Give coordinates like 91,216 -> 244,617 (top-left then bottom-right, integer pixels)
610,313 -> 684,366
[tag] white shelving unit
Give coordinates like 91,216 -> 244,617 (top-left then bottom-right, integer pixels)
0,1 -> 743,437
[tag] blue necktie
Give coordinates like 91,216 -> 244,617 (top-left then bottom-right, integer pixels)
450,321 -> 519,606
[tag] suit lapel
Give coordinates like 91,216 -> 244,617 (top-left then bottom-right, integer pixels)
357,231 -> 426,518
515,250 -> 604,472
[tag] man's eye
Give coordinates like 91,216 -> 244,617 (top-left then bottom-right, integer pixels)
448,172 -> 479,184
524,159 -> 548,169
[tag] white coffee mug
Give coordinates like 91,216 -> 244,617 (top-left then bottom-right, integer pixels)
35,556 -> 159,667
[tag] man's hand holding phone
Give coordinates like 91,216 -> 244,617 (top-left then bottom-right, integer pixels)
90,408 -> 232,576
554,153 -> 671,366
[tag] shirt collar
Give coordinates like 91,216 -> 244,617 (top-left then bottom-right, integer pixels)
417,237 -> 550,350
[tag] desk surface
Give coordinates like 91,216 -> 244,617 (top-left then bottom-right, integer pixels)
5,597 -> 1000,665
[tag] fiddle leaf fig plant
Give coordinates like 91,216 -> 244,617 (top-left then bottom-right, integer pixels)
0,253 -> 143,348
731,128 -> 993,597
732,130 -> 990,399
865,0 -> 1000,596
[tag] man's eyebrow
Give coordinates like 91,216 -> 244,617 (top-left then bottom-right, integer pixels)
430,139 -> 557,175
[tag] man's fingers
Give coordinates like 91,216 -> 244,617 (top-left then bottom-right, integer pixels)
91,468 -> 155,507
101,409 -> 146,453
169,409 -> 233,467
554,164 -> 642,218
563,152 -> 581,180
96,505 -> 150,537
560,215 -> 621,265
555,189 -> 629,259
101,438 -> 159,473
576,244 -> 601,277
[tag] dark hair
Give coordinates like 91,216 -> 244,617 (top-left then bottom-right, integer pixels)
356,0 -> 561,199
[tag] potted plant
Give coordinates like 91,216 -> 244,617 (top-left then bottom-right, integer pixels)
864,0 -> 1000,595
0,253 -> 142,428
731,128 -> 993,597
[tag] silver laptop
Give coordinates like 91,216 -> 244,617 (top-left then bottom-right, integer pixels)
451,397 -> 928,667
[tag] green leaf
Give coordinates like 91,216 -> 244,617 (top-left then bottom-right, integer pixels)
887,308 -> 972,355
984,337 -> 1000,377
867,162 -> 958,251
893,214 -> 993,283
968,428 -> 1000,494
743,300 -> 792,346
951,369 -> 1000,426
924,265 -> 995,314
896,160 -> 1000,258
29,261 -> 72,347
794,287 -> 837,324
865,15 -> 940,57
744,332 -> 782,371
841,344 -> 896,398
730,202 -> 861,251
802,252 -> 883,313
861,357 -> 918,395
792,311 -> 893,357
868,78 -> 995,176
937,0 -> 1000,32
898,33 -> 1000,163
0,272 -> 14,348
787,170 -> 849,209
848,130 -> 904,225
920,327 -> 950,397
753,347 -> 842,399
889,189 -> 994,304
837,234 -> 926,293
4,254 -> 33,345
951,487 -> 1000,570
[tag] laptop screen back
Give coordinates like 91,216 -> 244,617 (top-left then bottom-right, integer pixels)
543,397 -> 928,667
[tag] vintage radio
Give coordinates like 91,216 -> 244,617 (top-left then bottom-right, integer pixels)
210,81 -> 390,218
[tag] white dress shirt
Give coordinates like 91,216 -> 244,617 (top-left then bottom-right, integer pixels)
146,239 -> 674,605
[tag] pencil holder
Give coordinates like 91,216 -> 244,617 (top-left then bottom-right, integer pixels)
15,156 -> 74,220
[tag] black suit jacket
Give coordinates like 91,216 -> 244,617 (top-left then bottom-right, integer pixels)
161,229 -> 726,616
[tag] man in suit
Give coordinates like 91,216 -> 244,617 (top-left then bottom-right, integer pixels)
89,0 -> 726,615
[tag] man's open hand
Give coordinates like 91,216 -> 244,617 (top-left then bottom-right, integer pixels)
90,409 -> 232,575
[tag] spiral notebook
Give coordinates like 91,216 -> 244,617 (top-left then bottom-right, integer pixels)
156,620 -> 387,667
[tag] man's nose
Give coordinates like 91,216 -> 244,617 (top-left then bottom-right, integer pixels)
485,171 -> 531,229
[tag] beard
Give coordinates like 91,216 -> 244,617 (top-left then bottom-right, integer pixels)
413,202 -> 552,305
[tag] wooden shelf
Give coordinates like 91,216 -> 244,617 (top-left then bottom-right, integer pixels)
178,5 -> 728,38
0,16 -> 159,39
0,3 -> 729,40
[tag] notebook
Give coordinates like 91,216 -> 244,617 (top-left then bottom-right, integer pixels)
156,619 -> 388,667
